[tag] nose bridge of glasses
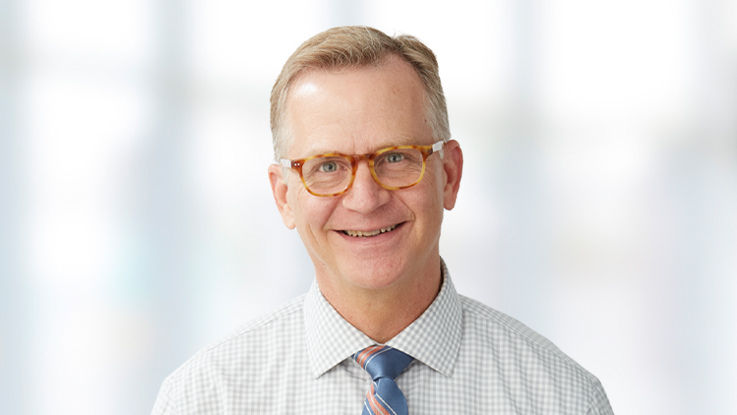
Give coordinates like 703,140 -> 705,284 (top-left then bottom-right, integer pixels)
340,157 -> 392,206
351,153 -> 372,165
350,153 -> 382,185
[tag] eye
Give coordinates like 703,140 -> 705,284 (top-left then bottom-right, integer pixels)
385,152 -> 405,163
318,160 -> 339,172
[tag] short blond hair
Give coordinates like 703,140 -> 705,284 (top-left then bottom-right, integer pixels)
270,26 -> 450,159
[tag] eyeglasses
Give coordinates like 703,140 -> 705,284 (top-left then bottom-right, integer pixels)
280,140 -> 445,197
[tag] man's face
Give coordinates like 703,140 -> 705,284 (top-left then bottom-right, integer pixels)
269,55 -> 462,297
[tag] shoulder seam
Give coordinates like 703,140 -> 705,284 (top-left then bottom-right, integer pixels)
163,294 -> 306,381
207,293 -> 306,352
459,294 -> 598,384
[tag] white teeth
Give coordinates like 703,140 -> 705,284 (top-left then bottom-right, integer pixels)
343,224 -> 398,238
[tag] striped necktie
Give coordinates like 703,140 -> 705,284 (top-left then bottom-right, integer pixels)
353,345 -> 414,415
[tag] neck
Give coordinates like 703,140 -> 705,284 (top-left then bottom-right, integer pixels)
317,257 -> 443,343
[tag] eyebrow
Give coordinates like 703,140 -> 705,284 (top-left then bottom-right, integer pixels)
296,137 -> 419,158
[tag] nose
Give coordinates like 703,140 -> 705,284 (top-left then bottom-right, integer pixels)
341,161 -> 391,213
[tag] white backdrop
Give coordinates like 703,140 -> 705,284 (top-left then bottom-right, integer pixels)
1,0 -> 736,413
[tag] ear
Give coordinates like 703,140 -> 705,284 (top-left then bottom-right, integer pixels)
441,140 -> 463,210
268,164 -> 296,229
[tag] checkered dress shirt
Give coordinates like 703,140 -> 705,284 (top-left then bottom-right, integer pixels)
152,262 -> 613,414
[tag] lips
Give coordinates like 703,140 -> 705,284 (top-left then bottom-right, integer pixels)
340,223 -> 401,238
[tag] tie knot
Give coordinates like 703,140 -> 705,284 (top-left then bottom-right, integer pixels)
353,345 -> 414,381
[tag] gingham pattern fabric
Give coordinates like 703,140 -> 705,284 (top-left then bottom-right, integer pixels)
353,345 -> 414,415
152,261 -> 613,414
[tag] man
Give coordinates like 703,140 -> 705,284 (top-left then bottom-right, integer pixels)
153,26 -> 613,414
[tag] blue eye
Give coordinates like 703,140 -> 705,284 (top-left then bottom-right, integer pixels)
319,161 -> 339,172
386,152 -> 405,163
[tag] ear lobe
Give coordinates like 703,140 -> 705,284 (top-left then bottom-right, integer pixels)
268,164 -> 296,229
441,140 -> 463,210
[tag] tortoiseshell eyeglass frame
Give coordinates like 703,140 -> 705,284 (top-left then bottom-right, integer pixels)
280,139 -> 445,197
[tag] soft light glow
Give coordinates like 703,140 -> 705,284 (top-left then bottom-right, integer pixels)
3,1 -> 735,414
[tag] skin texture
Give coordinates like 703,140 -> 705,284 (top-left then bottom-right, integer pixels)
269,55 -> 463,342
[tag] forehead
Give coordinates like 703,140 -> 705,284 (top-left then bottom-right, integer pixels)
284,56 -> 432,156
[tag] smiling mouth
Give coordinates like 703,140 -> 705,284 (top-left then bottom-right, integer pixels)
340,223 -> 400,238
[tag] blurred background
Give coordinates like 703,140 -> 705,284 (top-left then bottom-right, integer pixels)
1,0 -> 736,413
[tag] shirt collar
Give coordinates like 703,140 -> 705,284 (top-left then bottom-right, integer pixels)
303,259 -> 463,378
303,280 -> 375,378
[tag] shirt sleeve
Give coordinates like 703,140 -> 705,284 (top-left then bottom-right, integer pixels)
587,377 -> 614,415
151,377 -> 173,415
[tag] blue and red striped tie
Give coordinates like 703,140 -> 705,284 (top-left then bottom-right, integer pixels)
353,345 -> 414,415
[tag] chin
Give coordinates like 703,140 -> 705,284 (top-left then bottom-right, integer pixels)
337,255 -> 408,290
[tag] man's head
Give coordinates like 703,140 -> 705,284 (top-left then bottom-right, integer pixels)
268,26 -> 462,309
270,26 -> 450,160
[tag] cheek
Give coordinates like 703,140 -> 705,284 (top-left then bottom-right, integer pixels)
422,164 -> 447,206
291,190 -> 336,231
402,180 -> 445,225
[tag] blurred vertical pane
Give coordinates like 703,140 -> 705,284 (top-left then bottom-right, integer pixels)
1,0 -> 26,412
20,0 -> 156,413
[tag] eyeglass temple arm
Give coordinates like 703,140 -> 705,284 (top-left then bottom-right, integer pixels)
432,139 -> 446,158
280,159 -> 294,168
